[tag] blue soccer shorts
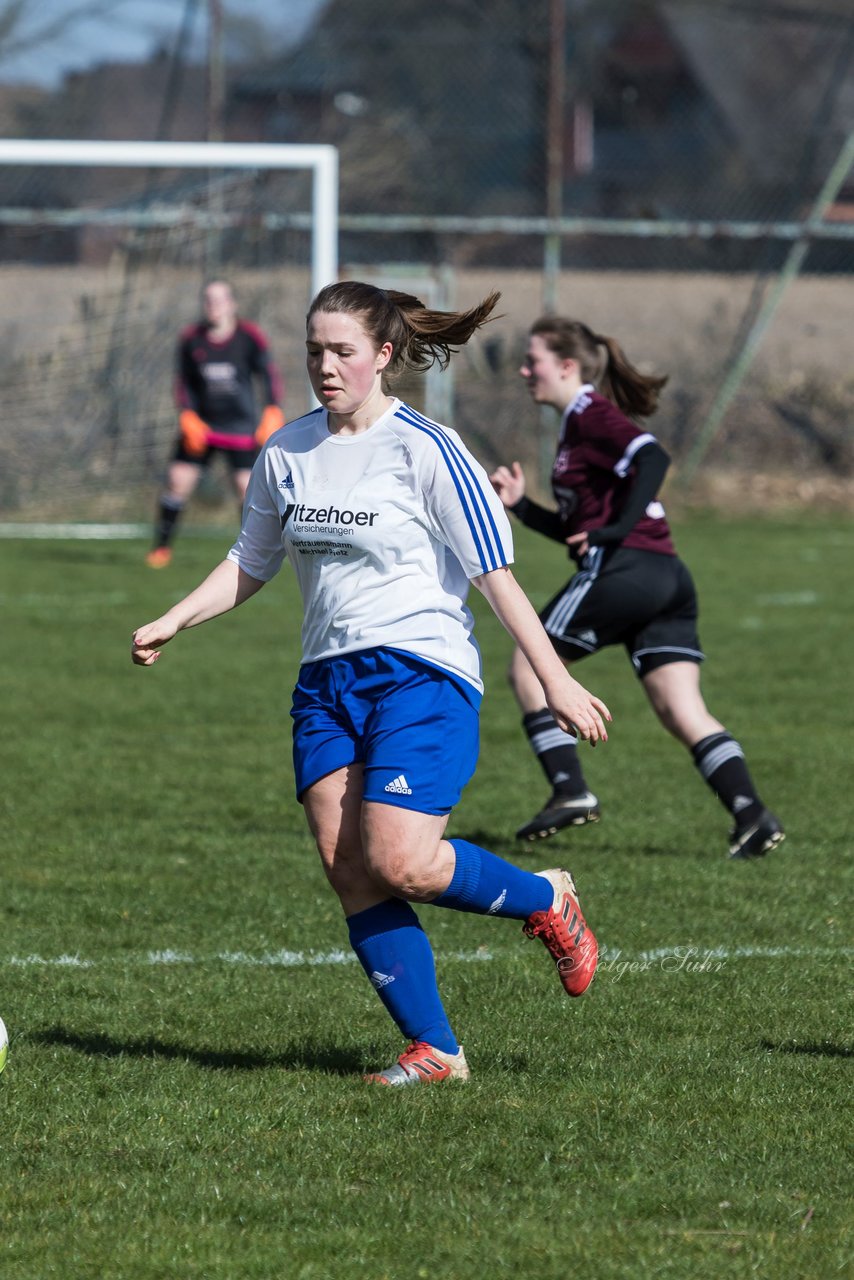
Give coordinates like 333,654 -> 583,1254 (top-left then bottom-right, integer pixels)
290,646 -> 482,815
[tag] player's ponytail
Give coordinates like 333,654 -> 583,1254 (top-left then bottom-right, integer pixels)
596,333 -> 668,418
530,316 -> 668,419
308,282 -> 501,377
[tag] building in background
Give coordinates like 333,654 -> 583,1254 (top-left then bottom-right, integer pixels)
0,0 -> 850,269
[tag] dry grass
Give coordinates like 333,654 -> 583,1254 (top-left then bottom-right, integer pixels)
1,262 -> 851,518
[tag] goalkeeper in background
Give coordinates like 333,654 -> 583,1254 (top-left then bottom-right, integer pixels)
146,278 -> 285,568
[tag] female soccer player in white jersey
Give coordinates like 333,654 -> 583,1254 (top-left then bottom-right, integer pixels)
132,283 -> 612,1087
490,316 -> 783,860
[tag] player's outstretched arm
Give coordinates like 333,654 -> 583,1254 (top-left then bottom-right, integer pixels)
131,560 -> 265,666
473,565 -> 611,744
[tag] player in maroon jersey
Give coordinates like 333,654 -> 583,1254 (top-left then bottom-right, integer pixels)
146,279 -> 285,567
490,316 -> 783,860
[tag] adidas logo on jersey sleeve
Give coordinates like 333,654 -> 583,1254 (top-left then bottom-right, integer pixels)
384,774 -> 413,795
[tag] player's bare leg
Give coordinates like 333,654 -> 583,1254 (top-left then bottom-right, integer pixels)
640,661 -> 722,746
232,467 -> 252,508
147,461 -> 203,567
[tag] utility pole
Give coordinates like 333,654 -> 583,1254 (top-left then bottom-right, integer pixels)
543,0 -> 565,314
540,0 -> 566,486
206,0 -> 225,269
207,0 -> 225,143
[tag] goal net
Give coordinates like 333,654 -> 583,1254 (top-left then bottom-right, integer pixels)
0,141 -> 337,523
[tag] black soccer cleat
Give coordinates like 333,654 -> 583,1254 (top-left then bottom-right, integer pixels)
516,791 -> 600,842
728,809 -> 785,860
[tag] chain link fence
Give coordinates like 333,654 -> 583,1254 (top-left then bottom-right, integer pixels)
0,0 -> 851,519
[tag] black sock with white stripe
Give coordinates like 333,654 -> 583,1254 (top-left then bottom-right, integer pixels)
523,708 -> 587,796
691,732 -> 762,828
153,495 -> 184,550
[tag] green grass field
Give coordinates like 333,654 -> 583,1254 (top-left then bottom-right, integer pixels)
1,516 -> 851,1279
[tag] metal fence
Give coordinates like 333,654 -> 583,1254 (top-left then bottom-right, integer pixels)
0,0 -> 851,518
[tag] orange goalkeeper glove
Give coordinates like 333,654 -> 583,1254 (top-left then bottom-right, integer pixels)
255,405 -> 285,446
179,410 -> 210,458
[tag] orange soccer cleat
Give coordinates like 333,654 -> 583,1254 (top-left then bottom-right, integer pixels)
523,868 -> 598,997
365,1041 -> 470,1086
145,547 -> 173,569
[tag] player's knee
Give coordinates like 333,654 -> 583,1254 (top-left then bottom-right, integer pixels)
364,843 -> 436,901
363,846 -> 407,895
654,702 -> 702,745
317,840 -> 366,897
655,705 -> 681,738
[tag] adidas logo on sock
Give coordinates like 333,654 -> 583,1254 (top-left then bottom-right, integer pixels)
384,774 -> 413,795
733,794 -> 753,813
488,888 -> 507,915
278,471 -> 295,490
370,970 -> 395,989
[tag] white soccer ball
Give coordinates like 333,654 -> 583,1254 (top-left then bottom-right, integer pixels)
0,1016 -> 8,1074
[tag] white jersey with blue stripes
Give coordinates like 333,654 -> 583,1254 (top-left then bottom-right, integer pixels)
227,398 -> 514,692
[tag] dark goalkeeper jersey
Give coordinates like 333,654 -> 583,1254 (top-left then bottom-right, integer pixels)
553,386 -> 675,556
175,320 -> 284,438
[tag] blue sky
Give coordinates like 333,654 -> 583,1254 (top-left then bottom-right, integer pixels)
0,0 -> 324,87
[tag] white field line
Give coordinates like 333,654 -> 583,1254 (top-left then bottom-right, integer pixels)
756,591 -> 819,606
2,944 -> 850,971
0,523 -> 227,540
2,590 -> 131,608
0,522 -> 147,539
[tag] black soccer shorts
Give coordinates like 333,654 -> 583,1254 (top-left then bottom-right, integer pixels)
172,438 -> 259,470
539,545 -> 705,677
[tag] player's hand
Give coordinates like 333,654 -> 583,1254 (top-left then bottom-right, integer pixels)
489,461 -> 526,508
131,616 -> 179,666
179,410 -> 209,458
566,530 -> 590,558
544,672 -> 611,746
255,405 -> 285,446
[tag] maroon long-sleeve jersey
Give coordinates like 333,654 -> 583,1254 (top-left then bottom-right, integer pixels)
554,386 -> 675,555
175,320 -> 284,445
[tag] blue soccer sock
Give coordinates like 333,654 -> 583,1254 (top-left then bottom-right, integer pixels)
431,838 -> 553,920
346,899 -> 459,1055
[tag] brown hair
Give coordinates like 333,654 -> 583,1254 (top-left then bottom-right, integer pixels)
530,315 -> 668,418
307,281 -> 501,377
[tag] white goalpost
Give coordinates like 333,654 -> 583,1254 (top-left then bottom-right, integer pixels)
0,139 -> 338,523
0,139 -> 338,300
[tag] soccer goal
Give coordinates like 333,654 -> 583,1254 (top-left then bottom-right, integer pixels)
0,139 -> 337,522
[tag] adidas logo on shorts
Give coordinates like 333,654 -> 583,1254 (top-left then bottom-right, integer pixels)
384,774 -> 413,796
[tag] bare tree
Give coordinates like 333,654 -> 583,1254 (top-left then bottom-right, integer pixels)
0,1 -> 174,75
